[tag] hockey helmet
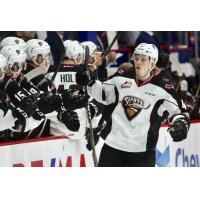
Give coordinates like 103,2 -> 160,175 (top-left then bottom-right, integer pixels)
131,43 -> 158,64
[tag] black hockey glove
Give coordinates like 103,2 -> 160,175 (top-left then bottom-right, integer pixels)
38,93 -> 62,114
57,110 -> 80,132
88,103 -> 98,119
167,118 -> 189,142
32,108 -> 45,121
89,99 -> 105,117
20,96 -> 37,117
157,53 -> 170,69
11,106 -> 28,120
61,89 -> 90,110
0,90 -> 10,115
86,118 -> 107,151
85,121 -> 106,151
76,70 -> 95,86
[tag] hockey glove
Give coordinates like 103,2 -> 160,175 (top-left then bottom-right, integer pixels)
167,117 -> 189,142
0,90 -> 10,115
32,108 -> 45,121
88,103 -> 98,119
157,53 -> 170,69
21,96 -> 37,117
57,110 -> 80,132
76,70 -> 95,86
61,89 -> 89,110
89,99 -> 105,117
38,94 -> 62,114
86,122 -> 105,151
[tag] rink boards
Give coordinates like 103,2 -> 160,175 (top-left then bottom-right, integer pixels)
0,120 -> 199,167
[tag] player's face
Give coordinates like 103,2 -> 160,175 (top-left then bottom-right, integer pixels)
35,54 -> 45,65
74,53 -> 83,65
7,62 -> 24,78
88,51 -> 102,71
95,51 -> 102,67
133,54 -> 152,80
35,54 -> 50,72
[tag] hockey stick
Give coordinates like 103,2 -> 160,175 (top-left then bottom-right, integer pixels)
101,31 -> 122,59
24,66 -> 47,82
84,45 -> 98,167
195,85 -> 200,97
189,58 -> 200,97
47,31 -> 65,83
194,62 -> 200,97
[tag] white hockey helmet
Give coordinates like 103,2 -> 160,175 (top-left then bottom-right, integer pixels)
0,54 -> 7,81
0,45 -> 26,77
0,37 -> 26,51
26,39 -> 51,66
63,40 -> 73,57
131,43 -> 158,64
81,41 -> 99,57
66,41 -> 84,65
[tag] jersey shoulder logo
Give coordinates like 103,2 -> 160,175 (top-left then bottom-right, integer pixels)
15,39 -> 19,44
38,41 -> 43,46
16,49 -> 20,54
121,81 -> 132,88
165,83 -> 174,90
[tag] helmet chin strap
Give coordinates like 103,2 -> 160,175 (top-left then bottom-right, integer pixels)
33,59 -> 46,66
7,64 -> 22,78
0,71 -> 5,82
33,59 -> 50,73
74,57 -> 82,66
150,62 -> 156,72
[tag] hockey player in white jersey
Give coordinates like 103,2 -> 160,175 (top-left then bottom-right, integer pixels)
76,43 -> 190,167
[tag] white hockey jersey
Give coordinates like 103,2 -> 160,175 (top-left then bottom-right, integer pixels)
87,69 -> 190,152
0,109 -> 16,131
